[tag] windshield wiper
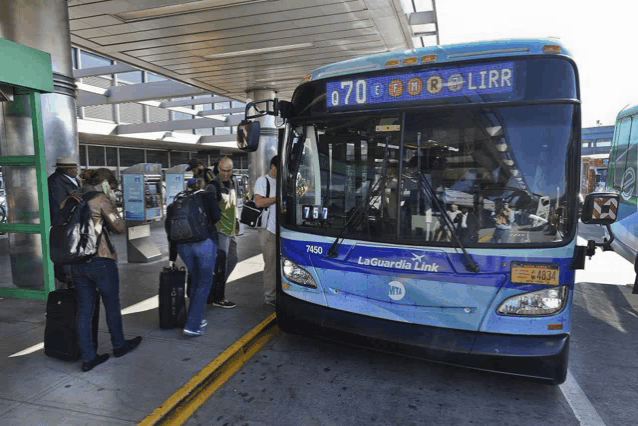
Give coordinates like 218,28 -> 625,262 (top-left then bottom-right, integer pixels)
325,173 -> 388,258
417,172 -> 480,273
326,137 -> 392,258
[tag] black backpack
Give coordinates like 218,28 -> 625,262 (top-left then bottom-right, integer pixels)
50,191 -> 103,264
166,190 -> 209,244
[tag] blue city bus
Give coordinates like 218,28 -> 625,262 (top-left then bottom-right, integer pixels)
605,104 -> 638,267
238,39 -> 618,384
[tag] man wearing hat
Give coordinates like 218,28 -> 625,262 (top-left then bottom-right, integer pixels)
186,158 -> 215,185
47,156 -> 80,287
48,157 -> 80,221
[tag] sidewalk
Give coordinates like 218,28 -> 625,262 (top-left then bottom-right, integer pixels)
0,224 -> 268,424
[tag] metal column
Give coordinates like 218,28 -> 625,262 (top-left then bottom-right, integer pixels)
0,0 -> 79,174
0,0 -> 77,297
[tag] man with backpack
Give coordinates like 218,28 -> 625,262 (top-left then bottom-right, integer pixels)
165,178 -> 221,336
50,168 -> 142,372
186,158 -> 215,184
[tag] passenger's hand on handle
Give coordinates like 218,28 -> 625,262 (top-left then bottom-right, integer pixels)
169,261 -> 176,269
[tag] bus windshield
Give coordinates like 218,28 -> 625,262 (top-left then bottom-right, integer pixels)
282,104 -> 577,247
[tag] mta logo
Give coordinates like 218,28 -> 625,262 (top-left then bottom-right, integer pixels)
388,281 -> 405,301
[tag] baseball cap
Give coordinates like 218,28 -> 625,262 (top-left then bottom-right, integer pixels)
186,158 -> 201,171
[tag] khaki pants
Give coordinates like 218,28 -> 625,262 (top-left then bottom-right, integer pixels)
259,228 -> 277,303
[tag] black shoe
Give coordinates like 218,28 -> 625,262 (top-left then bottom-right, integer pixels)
113,336 -> 142,358
211,299 -> 236,309
81,353 -> 110,372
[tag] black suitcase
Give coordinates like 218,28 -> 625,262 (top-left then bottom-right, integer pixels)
44,288 -> 100,361
186,248 -> 226,304
208,248 -> 227,304
159,266 -> 187,329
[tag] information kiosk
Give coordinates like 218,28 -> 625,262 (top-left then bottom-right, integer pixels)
121,163 -> 163,263
164,164 -> 192,206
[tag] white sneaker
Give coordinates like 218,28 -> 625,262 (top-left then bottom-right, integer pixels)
183,327 -> 204,336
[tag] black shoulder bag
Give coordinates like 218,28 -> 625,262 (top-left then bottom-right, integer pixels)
240,177 -> 270,228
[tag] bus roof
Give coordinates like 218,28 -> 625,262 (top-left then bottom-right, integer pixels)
616,104 -> 638,121
307,38 -> 573,81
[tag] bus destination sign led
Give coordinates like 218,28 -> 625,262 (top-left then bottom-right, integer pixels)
326,61 -> 515,109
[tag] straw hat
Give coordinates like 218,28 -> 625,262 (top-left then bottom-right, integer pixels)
55,157 -> 78,168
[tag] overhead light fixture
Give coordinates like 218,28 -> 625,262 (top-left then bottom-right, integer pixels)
116,0 -> 274,22
203,43 -> 313,60
200,141 -> 241,148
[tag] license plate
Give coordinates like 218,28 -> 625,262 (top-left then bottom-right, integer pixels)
511,262 -> 559,285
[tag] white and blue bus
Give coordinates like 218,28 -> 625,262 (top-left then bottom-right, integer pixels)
238,39 -> 619,384
605,105 -> 638,267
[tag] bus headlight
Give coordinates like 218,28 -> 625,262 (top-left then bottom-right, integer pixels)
497,286 -> 568,316
282,257 -> 317,288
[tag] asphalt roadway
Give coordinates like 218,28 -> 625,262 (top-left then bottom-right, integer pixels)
184,223 -> 638,426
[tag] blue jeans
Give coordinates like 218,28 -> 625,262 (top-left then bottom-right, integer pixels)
178,238 -> 216,331
217,233 -> 238,282
70,257 -> 126,362
491,227 -> 511,244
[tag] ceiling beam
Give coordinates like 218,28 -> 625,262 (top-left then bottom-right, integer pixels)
117,115 -> 244,135
159,96 -> 231,108
407,11 -> 437,25
79,132 -> 220,152
198,107 -> 244,117
76,80 -> 209,107
198,134 -> 239,144
73,63 -> 139,78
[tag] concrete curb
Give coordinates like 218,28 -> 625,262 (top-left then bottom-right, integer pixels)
139,312 -> 279,425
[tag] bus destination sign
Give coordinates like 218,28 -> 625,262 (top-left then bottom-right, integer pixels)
326,61 -> 515,109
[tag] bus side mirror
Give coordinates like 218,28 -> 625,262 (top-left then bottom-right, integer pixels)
581,192 -> 619,225
237,120 -> 260,152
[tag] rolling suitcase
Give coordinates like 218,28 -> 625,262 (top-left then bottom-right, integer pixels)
44,288 -> 100,361
159,265 -> 187,329
208,248 -> 226,304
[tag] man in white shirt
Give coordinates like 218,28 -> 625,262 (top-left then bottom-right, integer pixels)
254,156 -> 278,307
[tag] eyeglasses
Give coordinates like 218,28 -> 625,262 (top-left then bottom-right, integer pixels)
219,167 -> 233,173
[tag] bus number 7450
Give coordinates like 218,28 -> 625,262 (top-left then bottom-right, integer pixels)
306,245 -> 323,254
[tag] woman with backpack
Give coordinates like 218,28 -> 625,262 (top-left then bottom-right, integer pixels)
165,178 -> 220,336
70,168 -> 142,371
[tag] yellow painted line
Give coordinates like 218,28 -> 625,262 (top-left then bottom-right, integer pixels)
479,232 -> 493,243
139,312 -> 279,426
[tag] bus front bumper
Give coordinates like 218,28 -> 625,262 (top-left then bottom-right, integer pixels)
277,292 -> 569,384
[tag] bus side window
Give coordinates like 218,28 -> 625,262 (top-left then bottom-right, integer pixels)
611,117 -> 632,190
